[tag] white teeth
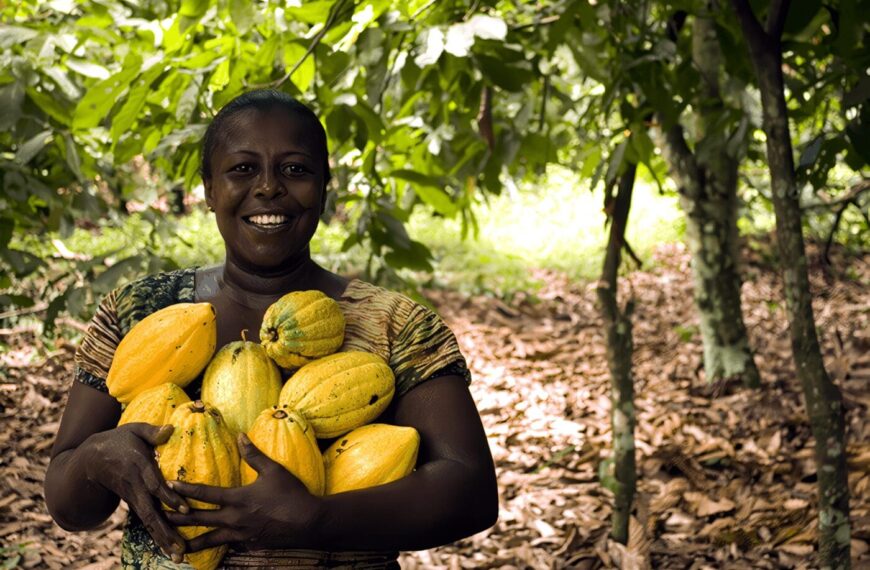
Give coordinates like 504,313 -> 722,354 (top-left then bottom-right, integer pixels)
249,214 -> 289,225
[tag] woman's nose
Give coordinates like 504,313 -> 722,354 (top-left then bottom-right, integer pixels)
253,168 -> 286,199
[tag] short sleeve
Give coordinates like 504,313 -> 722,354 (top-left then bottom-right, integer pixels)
73,289 -> 123,393
389,300 -> 471,397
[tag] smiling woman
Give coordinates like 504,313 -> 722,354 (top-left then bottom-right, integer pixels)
43,90 -> 498,569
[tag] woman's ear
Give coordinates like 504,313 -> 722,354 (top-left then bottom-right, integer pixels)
204,179 -> 214,211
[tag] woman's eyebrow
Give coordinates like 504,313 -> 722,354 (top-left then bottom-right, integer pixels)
227,149 -> 314,159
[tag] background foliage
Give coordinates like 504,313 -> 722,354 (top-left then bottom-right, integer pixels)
0,0 -> 866,331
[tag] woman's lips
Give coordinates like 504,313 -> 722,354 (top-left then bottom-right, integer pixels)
242,214 -> 296,233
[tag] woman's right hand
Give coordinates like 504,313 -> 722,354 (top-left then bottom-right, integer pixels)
79,422 -> 190,562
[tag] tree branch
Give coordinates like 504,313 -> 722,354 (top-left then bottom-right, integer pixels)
661,123 -> 701,199
802,180 -> 870,210
730,0 -> 769,59
766,0 -> 791,40
251,0 -> 353,91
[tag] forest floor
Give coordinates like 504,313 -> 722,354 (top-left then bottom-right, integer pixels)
1,238 -> 868,569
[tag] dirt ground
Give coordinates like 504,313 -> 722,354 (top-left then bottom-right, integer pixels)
1,240 -> 868,569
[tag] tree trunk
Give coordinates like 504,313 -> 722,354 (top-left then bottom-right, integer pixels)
661,13 -> 760,389
731,1 -> 851,566
596,163 -> 637,544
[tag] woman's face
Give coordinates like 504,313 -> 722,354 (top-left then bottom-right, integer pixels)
204,107 -> 327,273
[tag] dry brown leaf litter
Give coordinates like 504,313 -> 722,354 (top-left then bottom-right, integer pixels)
0,240 -> 867,569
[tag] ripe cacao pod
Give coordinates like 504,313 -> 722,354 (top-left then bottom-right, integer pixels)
117,383 -> 191,427
242,407 -> 325,495
201,331 -> 282,434
278,351 -> 395,439
260,290 -> 345,369
107,303 -> 217,404
157,400 -> 239,570
323,423 -> 419,495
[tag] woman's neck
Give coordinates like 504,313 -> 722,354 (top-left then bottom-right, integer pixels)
221,253 -> 321,300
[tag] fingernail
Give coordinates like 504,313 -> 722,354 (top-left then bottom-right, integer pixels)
167,481 -> 176,489
238,433 -> 249,445
179,503 -> 189,514
173,543 -> 185,555
172,553 -> 184,564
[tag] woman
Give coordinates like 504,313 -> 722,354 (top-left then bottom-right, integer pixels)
44,90 -> 498,569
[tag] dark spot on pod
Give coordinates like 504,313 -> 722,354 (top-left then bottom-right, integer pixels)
177,466 -> 187,479
175,345 -> 181,350
369,394 -> 379,405
341,439 -> 348,446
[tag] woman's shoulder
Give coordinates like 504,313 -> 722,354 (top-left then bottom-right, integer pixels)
341,278 -> 422,311
113,266 -> 198,333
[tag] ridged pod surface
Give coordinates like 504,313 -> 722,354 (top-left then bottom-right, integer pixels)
323,423 -> 419,495
278,352 -> 395,439
107,303 -> 217,404
259,290 -> 345,369
117,383 -> 191,427
242,407 -> 325,495
157,401 -> 239,570
201,335 -> 282,434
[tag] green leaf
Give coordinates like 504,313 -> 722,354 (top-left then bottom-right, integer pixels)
604,140 -> 628,187
180,0 -> 211,18
383,239 -> 433,272
73,52 -> 143,131
229,0 -> 257,34
390,170 -> 457,216
208,59 -> 230,90
15,130 -> 53,165
0,81 -> 25,130
0,218 -> 14,250
0,25 -> 39,49
475,54 -> 536,92
798,137 -> 824,170
2,249 -> 44,278
63,133 -> 83,181
94,255 -> 143,293
26,88 -> 70,125
285,1 -> 335,24
111,65 -> 164,141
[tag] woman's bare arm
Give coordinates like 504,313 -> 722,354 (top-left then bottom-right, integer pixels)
44,382 -> 123,530
44,382 -> 188,560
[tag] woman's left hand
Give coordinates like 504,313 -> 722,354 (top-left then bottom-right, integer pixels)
165,434 -> 323,553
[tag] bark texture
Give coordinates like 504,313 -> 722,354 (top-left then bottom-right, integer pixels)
596,163 -> 638,544
731,1 -> 851,567
661,13 -> 760,389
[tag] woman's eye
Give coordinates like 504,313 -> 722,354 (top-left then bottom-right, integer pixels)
231,164 -> 254,173
283,164 -> 307,176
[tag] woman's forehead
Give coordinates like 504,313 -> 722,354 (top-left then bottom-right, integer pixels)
215,107 -> 324,156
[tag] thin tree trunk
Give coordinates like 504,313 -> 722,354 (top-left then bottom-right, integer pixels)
731,1 -> 851,566
596,163 -> 637,544
661,12 -> 760,389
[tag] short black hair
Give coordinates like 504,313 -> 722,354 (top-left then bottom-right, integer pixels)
200,89 -> 331,186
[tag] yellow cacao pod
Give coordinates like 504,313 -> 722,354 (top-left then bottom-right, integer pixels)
107,303 -> 217,405
117,383 -> 191,427
323,423 -> 419,495
278,351 -> 395,439
201,333 -> 282,434
157,400 -> 239,570
260,290 -> 345,369
242,407 -> 325,495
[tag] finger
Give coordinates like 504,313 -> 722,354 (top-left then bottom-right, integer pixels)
124,422 -> 174,446
140,462 -> 190,514
186,526 -> 245,553
130,494 -> 186,560
238,433 -> 279,474
168,480 -> 237,506
165,508 -> 230,528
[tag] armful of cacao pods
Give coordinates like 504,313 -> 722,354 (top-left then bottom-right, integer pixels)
44,382 -> 189,562
167,375 -> 499,552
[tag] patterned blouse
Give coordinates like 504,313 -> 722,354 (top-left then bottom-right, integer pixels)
73,267 -> 471,569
